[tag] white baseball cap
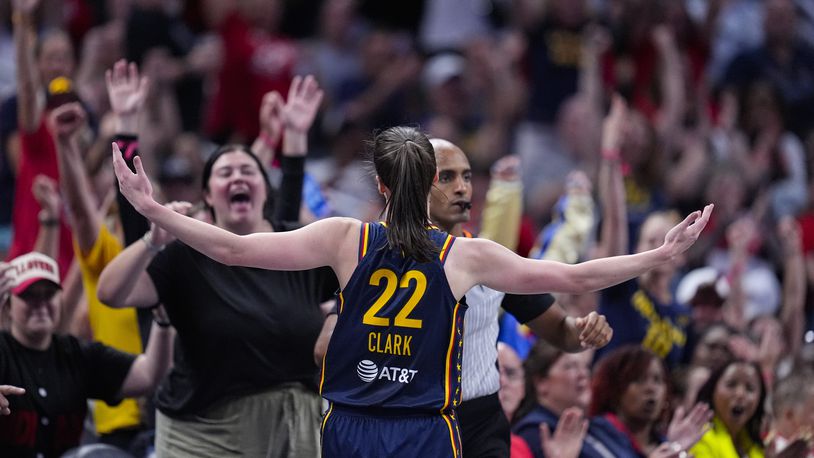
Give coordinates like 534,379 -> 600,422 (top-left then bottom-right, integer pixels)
8,252 -> 61,295
676,267 -> 729,305
423,53 -> 466,89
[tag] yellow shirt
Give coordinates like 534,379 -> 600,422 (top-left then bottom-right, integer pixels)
690,416 -> 764,458
75,225 -> 143,434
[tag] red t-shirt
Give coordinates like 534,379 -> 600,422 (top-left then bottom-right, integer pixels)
7,119 -> 74,276
798,212 -> 814,253
510,433 -> 534,458
206,12 -> 296,141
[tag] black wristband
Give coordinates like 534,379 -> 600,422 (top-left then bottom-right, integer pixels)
38,209 -> 59,227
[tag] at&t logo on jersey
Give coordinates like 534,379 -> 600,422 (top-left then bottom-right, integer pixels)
356,360 -> 418,384
356,360 -> 378,382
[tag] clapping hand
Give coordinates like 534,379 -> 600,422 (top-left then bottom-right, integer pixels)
541,407 -> 588,458
666,403 -> 712,451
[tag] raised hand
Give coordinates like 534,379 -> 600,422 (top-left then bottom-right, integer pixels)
112,142 -> 154,213
11,0 -> 40,14
0,385 -> 25,415
149,201 -> 193,247
490,155 -> 520,182
541,407 -> 588,458
283,75 -> 324,134
259,91 -> 284,149
48,103 -> 87,140
662,205 -> 714,259
574,312 -> 613,349
32,175 -> 61,219
105,60 -> 149,118
667,403 -> 712,451
280,75 -> 324,157
601,94 -> 627,155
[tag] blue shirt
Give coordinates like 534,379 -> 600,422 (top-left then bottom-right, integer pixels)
513,405 -> 648,458
596,279 -> 690,367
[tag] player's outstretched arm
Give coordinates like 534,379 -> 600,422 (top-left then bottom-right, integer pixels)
112,143 -> 358,272
446,205 -> 713,298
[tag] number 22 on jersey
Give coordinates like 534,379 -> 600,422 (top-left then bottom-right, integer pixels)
363,269 -> 425,329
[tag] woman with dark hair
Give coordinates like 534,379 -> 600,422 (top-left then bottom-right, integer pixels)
113,124 -> 712,457
588,346 -> 711,458
690,360 -> 766,458
680,324 -> 737,411
512,340 -> 593,457
98,76 -> 337,457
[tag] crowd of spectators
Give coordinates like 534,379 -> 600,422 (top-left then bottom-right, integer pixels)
1,0 -> 814,457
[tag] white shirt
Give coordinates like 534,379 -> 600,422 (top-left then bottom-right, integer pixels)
461,285 -> 505,401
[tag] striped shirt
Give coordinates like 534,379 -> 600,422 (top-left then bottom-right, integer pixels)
461,285 -> 505,400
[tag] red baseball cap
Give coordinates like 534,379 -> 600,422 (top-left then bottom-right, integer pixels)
9,252 -> 61,295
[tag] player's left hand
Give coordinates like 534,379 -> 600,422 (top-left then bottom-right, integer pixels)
574,312 -> 613,349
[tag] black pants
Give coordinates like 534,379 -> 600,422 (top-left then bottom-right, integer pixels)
458,393 -> 511,457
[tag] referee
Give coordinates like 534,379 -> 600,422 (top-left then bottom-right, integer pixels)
425,139 -> 612,457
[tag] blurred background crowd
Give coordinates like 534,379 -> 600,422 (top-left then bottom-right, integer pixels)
1,0 -> 814,456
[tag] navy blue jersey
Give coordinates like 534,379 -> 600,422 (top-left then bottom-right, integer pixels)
320,223 -> 466,413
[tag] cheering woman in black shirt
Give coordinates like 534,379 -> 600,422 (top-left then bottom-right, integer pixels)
98,75 -> 337,457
